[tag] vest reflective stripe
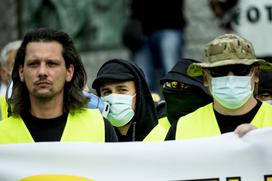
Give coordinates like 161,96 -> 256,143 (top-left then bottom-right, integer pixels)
0,96 -> 8,120
176,102 -> 272,140
143,117 -> 171,142
0,109 -> 105,144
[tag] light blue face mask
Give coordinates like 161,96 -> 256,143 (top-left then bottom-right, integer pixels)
211,75 -> 253,109
101,93 -> 135,127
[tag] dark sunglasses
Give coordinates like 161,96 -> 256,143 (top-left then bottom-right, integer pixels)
207,64 -> 254,77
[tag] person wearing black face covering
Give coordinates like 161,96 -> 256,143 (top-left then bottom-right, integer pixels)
92,59 -> 169,141
159,58 -> 212,124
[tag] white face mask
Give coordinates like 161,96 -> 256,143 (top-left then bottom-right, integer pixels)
211,75 -> 253,109
101,93 -> 135,127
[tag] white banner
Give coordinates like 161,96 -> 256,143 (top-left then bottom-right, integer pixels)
0,128 -> 272,181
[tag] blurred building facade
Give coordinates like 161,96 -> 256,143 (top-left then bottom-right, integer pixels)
0,0 -> 228,91
0,0 -> 129,89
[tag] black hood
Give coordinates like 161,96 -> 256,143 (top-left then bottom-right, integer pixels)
160,58 -> 210,95
92,58 -> 158,141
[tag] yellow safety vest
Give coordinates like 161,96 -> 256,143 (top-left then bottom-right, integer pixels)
176,102 -> 272,140
0,96 -> 8,120
143,116 -> 171,142
0,109 -> 105,144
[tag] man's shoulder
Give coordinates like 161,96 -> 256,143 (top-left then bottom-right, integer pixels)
69,108 -> 104,122
182,103 -> 213,118
260,101 -> 272,108
0,115 -> 22,129
258,101 -> 272,113
71,108 -> 101,115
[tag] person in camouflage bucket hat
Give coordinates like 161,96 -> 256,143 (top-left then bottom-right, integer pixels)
165,33 -> 272,141
187,34 -> 272,76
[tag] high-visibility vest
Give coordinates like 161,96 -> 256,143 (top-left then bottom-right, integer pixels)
0,109 -> 105,144
143,117 -> 171,142
0,96 -> 8,120
176,102 -> 272,140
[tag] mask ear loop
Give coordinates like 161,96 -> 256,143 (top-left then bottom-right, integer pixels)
6,81 -> 13,117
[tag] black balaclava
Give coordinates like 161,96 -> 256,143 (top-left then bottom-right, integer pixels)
92,59 -> 158,141
160,58 -> 212,124
162,86 -> 212,124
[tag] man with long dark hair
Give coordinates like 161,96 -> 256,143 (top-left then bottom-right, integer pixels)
0,28 -> 117,143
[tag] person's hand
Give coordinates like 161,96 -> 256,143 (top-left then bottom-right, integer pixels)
234,124 -> 256,137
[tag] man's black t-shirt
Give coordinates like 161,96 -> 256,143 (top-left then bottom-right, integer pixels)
22,112 -> 118,142
165,101 -> 262,140
216,101 -> 261,133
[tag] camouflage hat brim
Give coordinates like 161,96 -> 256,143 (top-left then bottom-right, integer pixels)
187,58 -> 272,77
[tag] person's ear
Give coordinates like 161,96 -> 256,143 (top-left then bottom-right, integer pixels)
66,64 -> 74,82
19,65 -> 24,82
253,66 -> 259,84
